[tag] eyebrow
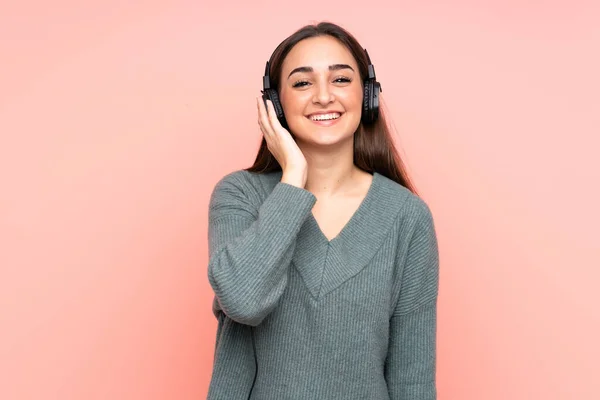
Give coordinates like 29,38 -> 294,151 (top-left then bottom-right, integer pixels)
287,64 -> 355,79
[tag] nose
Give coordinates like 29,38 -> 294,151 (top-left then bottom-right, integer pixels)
312,80 -> 334,105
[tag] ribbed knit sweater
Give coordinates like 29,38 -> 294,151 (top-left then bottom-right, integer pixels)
206,169 -> 439,400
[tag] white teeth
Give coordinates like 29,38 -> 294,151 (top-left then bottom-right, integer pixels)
309,113 -> 341,121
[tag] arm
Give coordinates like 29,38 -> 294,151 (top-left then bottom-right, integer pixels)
207,173 -> 316,327
385,203 -> 440,400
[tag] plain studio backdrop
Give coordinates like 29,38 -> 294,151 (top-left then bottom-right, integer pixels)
1,1 -> 598,399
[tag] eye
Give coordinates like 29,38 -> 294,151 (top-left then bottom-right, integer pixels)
291,76 -> 352,88
334,77 -> 352,83
292,79 -> 309,88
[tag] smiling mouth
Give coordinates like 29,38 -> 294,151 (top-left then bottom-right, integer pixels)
307,112 -> 342,121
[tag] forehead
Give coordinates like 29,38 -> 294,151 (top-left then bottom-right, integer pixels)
281,36 -> 358,73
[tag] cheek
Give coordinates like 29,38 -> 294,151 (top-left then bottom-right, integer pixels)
280,90 -> 309,115
338,86 -> 364,111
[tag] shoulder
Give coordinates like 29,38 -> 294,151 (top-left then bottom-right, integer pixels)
209,168 -> 282,209
211,169 -> 258,194
375,172 -> 434,228
212,168 -> 283,193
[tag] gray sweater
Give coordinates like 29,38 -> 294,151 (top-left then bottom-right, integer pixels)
206,169 -> 439,400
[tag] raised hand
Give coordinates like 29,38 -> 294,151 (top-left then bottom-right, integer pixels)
256,98 -> 308,188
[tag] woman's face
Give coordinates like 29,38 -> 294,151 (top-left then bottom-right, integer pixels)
278,36 -> 363,146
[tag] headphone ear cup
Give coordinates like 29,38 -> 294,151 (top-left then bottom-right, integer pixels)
370,81 -> 381,122
262,89 -> 289,130
362,80 -> 371,121
361,79 -> 381,124
362,80 -> 375,124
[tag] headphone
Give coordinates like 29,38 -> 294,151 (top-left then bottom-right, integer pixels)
261,48 -> 382,131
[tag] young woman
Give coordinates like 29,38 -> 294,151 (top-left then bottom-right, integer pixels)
207,21 -> 439,400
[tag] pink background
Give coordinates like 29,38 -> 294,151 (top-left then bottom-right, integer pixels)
1,1 -> 599,399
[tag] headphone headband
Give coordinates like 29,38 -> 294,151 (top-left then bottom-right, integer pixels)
263,61 -> 272,90
364,49 -> 377,82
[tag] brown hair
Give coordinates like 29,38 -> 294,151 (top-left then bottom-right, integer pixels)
245,21 -> 418,195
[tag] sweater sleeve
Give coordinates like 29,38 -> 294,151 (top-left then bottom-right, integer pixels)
207,173 -> 317,327
385,203 -> 440,400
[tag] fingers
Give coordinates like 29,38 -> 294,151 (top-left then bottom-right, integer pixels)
257,97 -> 283,134
265,99 -> 282,132
256,97 -> 274,139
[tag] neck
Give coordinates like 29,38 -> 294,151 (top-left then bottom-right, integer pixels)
297,138 -> 361,197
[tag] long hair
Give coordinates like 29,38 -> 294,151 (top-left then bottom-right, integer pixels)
245,21 -> 418,195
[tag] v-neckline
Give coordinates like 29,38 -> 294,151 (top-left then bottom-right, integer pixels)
286,170 -> 412,300
308,172 -> 379,244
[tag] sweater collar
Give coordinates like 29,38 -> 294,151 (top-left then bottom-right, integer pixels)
281,171 -> 410,300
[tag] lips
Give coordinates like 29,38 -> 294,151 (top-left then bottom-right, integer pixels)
307,112 -> 343,121
305,111 -> 344,127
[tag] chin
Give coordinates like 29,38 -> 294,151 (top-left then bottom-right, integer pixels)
298,129 -> 354,147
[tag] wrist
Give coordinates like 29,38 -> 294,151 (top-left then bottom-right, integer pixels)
281,170 -> 306,188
